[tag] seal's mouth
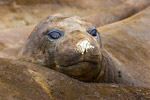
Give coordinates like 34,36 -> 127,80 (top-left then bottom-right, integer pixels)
61,61 -> 97,68
55,61 -> 100,82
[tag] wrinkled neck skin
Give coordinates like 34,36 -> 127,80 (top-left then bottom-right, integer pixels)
94,48 -> 119,83
100,50 -> 121,83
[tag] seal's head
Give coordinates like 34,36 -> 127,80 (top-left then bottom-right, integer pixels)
20,14 -> 103,82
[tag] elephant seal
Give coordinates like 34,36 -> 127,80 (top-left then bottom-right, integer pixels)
20,7 -> 150,87
20,14 -> 103,82
1,13 -> 150,99
1,14 -> 150,100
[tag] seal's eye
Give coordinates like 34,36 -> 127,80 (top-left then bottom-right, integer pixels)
87,27 -> 98,37
46,29 -> 64,40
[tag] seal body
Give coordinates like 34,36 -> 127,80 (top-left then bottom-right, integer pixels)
1,58 -> 150,100
20,7 -> 150,87
99,6 -> 150,87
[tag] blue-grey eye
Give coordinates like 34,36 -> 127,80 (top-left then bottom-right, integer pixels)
46,29 -> 64,40
87,27 -> 97,37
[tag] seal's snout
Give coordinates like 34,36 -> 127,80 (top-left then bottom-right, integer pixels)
54,30 -> 101,68
76,40 -> 95,55
54,29 -> 102,81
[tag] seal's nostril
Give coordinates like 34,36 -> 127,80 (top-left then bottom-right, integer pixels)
76,40 -> 94,54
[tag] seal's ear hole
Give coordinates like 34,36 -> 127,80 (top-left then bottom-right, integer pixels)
87,27 -> 98,38
46,28 -> 64,40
